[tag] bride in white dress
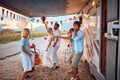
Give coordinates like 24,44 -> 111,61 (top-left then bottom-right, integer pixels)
42,27 -> 54,68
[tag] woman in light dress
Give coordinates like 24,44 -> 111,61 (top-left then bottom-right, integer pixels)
42,24 -> 54,68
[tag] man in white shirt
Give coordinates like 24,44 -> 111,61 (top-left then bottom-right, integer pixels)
52,23 -> 61,70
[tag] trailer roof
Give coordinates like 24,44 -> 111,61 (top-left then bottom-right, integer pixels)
0,0 -> 98,17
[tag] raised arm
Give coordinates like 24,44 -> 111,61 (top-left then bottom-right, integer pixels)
44,23 -> 49,33
41,16 -> 49,33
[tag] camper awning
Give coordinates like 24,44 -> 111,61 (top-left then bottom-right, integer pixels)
0,0 -> 98,17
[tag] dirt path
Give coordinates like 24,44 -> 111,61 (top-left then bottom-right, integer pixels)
0,53 -> 95,80
0,38 -> 95,80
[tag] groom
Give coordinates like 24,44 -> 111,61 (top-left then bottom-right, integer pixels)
52,23 -> 61,70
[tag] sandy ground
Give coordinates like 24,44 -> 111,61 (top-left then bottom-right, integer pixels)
0,38 -> 95,80
0,54 -> 95,80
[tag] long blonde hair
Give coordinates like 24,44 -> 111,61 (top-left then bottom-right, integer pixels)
48,28 -> 53,35
21,28 -> 30,38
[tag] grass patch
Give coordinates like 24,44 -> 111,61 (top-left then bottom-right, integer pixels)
0,29 -> 48,44
61,31 -> 67,35
0,29 -> 67,44
0,29 -> 21,43
31,31 -> 48,38
0,33 -> 21,44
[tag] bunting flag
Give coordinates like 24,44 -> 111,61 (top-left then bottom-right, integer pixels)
45,21 -> 48,25
31,18 -> 35,22
60,20 -> 63,25
37,19 -> 39,23
51,21 -> 53,26
41,16 -> 46,23
73,16 -> 76,20
28,15 -> 78,26
69,18 -> 72,21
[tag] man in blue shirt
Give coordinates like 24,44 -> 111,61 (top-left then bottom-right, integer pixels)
58,21 -> 84,79
71,21 -> 84,80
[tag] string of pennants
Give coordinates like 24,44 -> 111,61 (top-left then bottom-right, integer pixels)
34,16 -> 78,26
0,8 -> 79,25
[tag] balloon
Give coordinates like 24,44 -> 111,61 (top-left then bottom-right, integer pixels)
69,18 -> 72,21
51,21 -> 53,26
41,16 -> 46,23
73,16 -> 76,20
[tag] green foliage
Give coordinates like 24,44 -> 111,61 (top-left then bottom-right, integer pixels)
31,31 -> 48,38
61,31 -> 67,35
0,29 -> 68,44
0,29 -> 48,44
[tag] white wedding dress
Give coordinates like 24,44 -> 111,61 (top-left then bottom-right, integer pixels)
42,35 -> 54,68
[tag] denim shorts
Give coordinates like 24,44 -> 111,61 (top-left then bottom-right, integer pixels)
71,52 -> 83,68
